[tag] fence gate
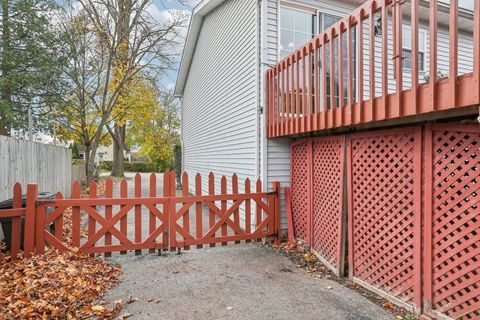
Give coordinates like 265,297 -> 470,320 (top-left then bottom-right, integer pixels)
0,172 -> 280,260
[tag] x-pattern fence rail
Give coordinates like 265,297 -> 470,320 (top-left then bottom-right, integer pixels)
0,172 -> 280,260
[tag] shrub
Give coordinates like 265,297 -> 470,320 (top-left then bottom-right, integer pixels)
100,160 -> 158,173
173,144 -> 182,185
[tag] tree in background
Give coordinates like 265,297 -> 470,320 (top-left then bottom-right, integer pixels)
54,0 -> 186,182
82,0 -> 187,177
70,142 -> 81,159
0,0 -> 65,136
127,93 -> 180,171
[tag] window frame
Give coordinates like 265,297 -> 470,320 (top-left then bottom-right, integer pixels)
401,27 -> 427,72
278,2 -> 318,60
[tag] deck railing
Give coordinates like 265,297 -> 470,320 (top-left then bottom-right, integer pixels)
266,0 -> 480,138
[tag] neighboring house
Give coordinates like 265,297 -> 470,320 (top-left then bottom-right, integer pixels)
175,0 -> 475,230
78,144 -> 131,162
176,0 -> 479,318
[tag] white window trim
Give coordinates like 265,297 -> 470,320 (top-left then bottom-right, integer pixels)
402,28 -> 427,72
278,2 -> 317,60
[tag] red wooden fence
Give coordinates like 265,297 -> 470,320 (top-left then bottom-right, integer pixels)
266,0 -> 480,138
289,123 -> 480,319
0,172 -> 280,260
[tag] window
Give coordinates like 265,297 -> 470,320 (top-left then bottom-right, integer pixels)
279,7 -> 316,59
402,27 -> 426,71
320,14 -> 356,109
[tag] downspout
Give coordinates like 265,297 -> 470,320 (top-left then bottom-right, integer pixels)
257,0 -> 268,189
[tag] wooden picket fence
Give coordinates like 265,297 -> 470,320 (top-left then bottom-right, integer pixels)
0,171 -> 280,260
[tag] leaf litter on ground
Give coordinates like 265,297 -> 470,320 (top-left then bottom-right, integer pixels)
0,248 -> 122,319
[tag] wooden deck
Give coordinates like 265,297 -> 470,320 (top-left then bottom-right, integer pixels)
266,0 -> 480,138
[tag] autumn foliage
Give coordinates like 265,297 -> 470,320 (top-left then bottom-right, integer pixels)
0,249 -> 122,319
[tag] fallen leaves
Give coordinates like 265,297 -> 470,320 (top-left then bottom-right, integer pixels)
0,248 -> 122,319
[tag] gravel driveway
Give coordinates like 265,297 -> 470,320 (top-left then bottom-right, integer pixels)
100,172 -> 395,320
104,244 -> 394,320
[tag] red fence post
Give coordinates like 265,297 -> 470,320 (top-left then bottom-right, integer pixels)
11,183 -> 22,259
24,184 -> 37,258
149,173 -> 156,254
195,173 -> 203,248
72,181 -> 81,248
284,187 -> 294,243
423,124 -> 434,313
413,126 -> 423,314
182,172 -> 190,249
273,181 -> 281,245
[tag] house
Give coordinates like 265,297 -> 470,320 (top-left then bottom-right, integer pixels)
175,0 -> 479,318
77,144 -> 131,163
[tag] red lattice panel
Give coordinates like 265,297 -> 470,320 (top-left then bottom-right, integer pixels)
431,126 -> 480,319
312,137 -> 344,269
350,130 -> 417,304
291,141 -> 309,242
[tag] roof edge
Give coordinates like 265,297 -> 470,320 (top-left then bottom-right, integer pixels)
174,0 -> 227,97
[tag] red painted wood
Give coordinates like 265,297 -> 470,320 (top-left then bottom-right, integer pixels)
88,181 -> 97,250
10,183 -> 22,259
329,32 -> 335,127
195,173 -> 203,248
413,126 -> 423,313
307,45 -> 313,132
381,0 -> 388,119
474,0 -> 480,104
449,0 -> 458,107
369,4 -> 376,122
245,178 -> 251,243
358,17 -> 364,123
220,175 -> 227,246
105,178 -> 113,257
266,0 -> 478,138
256,178 -> 262,241
423,124 -> 433,313
346,19 -> 354,124
232,173 -> 240,244
24,184 -> 37,257
120,178 -> 128,254
429,0 -> 438,111
182,172 -> 190,249
72,181 -> 81,248
284,187 -> 294,243
208,172 -> 215,247
411,0 -> 419,116
54,192 -> 64,241
273,181 -> 281,245
134,173 -> 142,255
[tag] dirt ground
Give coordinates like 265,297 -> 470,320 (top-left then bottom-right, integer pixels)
103,243 -> 396,320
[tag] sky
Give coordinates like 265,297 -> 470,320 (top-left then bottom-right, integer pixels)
150,0 -> 196,93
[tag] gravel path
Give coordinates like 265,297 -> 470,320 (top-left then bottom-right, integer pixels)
100,172 -> 395,320
104,244 -> 395,320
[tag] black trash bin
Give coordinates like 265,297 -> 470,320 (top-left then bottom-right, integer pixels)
0,192 -> 56,250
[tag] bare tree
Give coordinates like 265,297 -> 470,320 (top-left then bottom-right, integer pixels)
83,0 -> 186,177
55,0 -> 186,182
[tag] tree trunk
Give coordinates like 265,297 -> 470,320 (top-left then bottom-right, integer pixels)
110,0 -> 131,176
84,143 -> 94,185
0,0 -> 12,136
111,124 -> 125,177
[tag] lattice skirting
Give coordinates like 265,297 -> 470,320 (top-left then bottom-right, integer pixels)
289,124 -> 480,319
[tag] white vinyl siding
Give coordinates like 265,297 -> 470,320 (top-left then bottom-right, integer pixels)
262,0 -> 291,230
182,0 -> 257,196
